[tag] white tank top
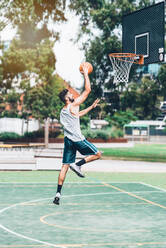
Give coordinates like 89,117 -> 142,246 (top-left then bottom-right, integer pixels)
60,104 -> 85,142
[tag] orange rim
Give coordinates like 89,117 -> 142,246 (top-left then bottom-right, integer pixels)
109,53 -> 136,57
109,53 -> 144,65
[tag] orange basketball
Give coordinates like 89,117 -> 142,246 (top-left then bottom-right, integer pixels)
79,62 -> 93,74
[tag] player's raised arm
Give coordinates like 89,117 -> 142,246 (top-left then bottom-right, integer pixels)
72,63 -> 92,106
79,99 -> 100,117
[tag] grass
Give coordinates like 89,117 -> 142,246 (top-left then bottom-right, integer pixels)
101,143 -> 166,162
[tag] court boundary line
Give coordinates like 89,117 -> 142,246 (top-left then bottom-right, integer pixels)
0,245 -> 49,248
0,186 -> 159,248
102,182 -> 166,210
0,181 -> 153,184
1,183 -> 166,247
140,182 -> 166,193
0,191 -> 147,248
2,242 -> 166,248
0,198 -> 67,248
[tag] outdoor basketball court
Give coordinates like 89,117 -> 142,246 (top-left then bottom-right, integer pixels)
0,181 -> 166,248
0,1 -> 166,248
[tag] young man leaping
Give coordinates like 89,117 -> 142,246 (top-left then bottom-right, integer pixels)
53,64 -> 101,205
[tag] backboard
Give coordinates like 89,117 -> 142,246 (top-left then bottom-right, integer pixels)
122,1 -> 165,65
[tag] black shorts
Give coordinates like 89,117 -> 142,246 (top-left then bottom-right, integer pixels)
63,136 -> 98,164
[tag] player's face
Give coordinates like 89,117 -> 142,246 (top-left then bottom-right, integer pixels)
66,92 -> 74,103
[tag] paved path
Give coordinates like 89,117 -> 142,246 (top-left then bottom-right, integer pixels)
48,142 -> 135,149
0,142 -> 166,172
83,159 -> 166,173
47,142 -> 166,173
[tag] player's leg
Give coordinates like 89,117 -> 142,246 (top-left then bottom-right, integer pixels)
53,137 -> 76,205
70,139 -> 101,177
84,150 -> 101,163
53,164 -> 69,205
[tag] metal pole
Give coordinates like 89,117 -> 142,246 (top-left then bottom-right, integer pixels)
44,118 -> 50,148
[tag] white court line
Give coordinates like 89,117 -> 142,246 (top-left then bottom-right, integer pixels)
2,188 -> 162,248
1,184 -> 166,247
0,197 -> 66,248
0,191 -> 139,248
0,182 -> 144,184
140,182 -> 166,193
0,224 -> 66,248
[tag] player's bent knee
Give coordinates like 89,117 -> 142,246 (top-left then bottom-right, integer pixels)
96,151 -> 101,159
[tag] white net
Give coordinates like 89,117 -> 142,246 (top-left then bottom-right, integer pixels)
109,53 -> 136,84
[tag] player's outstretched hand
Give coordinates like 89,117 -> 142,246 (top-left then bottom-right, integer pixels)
82,64 -> 89,75
91,99 -> 100,109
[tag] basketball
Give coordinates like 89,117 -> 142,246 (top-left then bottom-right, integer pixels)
79,62 -> 93,74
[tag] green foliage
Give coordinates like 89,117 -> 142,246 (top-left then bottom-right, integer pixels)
0,129 -> 61,141
82,128 -> 108,140
69,0 -> 156,119
137,77 -> 160,119
158,64 -> 166,99
80,115 -> 90,129
24,75 -> 65,121
0,0 -> 67,123
82,127 -> 124,140
120,77 -> 160,120
1,39 -> 56,90
0,89 -> 20,118
24,129 -> 61,138
113,128 -> 124,138
0,132 -> 21,141
6,90 -> 20,104
0,110 -> 19,118
0,94 -> 6,113
0,0 -> 66,40
105,110 -> 137,129
0,0 -> 160,124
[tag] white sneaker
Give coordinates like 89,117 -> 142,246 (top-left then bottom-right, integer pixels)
56,192 -> 61,198
70,164 -> 85,178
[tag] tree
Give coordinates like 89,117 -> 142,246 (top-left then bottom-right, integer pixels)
23,75 -> 65,147
0,0 -> 67,93
24,75 -> 64,121
120,77 -> 160,120
69,0 -> 155,117
105,110 -> 138,129
157,64 -> 166,101
0,0 -> 68,146
1,38 -> 56,91
0,0 -> 66,35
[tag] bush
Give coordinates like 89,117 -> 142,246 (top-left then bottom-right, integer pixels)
24,129 -> 61,138
105,111 -> 137,129
110,128 -> 124,138
24,129 -> 44,138
82,129 -> 97,139
82,127 -> 124,140
94,130 -> 109,140
0,132 -> 22,141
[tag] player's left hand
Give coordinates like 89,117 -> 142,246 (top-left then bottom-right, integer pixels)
82,64 -> 89,75
91,99 -> 100,109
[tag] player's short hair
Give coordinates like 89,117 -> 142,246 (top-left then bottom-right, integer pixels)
59,89 -> 69,104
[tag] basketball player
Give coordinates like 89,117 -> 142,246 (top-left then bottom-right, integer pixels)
53,64 -> 101,205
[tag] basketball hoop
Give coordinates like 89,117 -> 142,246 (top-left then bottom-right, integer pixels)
109,53 -> 144,84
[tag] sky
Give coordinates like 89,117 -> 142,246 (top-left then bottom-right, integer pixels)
0,11 -> 85,89
53,12 -> 85,89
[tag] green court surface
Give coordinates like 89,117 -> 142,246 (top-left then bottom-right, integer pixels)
0,172 -> 166,248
